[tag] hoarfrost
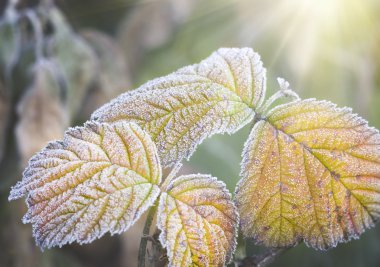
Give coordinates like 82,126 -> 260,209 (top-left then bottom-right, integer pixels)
157,174 -> 238,266
91,48 -> 266,167
236,99 -> 380,250
9,122 -> 162,248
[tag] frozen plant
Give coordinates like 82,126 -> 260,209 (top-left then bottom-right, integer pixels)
10,48 -> 380,266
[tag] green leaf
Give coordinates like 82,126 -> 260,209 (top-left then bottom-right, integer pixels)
158,174 -> 238,266
48,8 -> 97,119
9,122 -> 161,248
92,48 -> 266,166
236,99 -> 380,250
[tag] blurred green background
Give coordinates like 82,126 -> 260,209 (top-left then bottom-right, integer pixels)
0,0 -> 380,266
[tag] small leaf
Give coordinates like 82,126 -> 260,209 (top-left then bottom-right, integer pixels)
15,60 -> 68,166
48,8 -> 97,119
9,122 -> 162,248
117,0 -> 195,73
92,48 -> 266,166
157,174 -> 238,266
236,99 -> 380,249
78,29 -> 131,121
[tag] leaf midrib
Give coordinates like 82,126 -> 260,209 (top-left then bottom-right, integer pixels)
264,119 -> 376,224
31,160 -> 154,204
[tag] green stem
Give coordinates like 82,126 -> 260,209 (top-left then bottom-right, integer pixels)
138,203 -> 158,267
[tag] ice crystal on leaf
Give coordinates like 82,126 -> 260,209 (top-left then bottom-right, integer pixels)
157,175 -> 238,266
9,46 -> 380,264
91,48 -> 266,167
9,122 -> 162,248
236,99 -> 380,250
9,120 -> 238,266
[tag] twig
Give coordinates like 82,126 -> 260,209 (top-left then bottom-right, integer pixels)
236,247 -> 292,267
138,203 -> 158,267
138,163 -> 182,266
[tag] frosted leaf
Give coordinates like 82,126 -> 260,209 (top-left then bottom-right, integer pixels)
277,77 -> 290,91
91,48 -> 266,167
236,99 -> 380,250
157,174 -> 238,266
9,122 -> 161,248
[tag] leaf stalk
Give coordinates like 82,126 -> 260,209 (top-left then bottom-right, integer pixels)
257,77 -> 300,115
138,203 -> 158,267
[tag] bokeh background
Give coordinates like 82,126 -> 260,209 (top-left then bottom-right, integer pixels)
1,0 -> 380,266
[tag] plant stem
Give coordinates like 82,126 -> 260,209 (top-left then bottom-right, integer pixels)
236,247 -> 292,267
138,163 -> 183,266
160,162 -> 182,191
256,77 -> 300,115
138,203 -> 158,267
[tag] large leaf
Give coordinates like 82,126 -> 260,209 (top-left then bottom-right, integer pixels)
236,99 -> 380,250
92,48 -> 266,166
9,122 -> 161,248
157,175 -> 238,266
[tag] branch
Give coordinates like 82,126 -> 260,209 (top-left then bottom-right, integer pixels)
138,203 -> 158,267
138,163 -> 181,267
235,247 -> 292,267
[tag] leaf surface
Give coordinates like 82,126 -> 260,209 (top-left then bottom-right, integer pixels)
92,48 -> 266,166
158,175 -> 238,266
9,122 -> 161,248
236,99 -> 380,249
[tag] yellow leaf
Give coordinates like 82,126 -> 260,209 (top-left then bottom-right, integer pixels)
236,99 -> 380,250
92,48 -> 266,167
158,175 -> 238,267
9,122 -> 161,248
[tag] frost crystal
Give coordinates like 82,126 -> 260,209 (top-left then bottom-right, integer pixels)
157,174 -> 238,266
91,48 -> 266,167
9,122 -> 162,248
236,99 -> 380,250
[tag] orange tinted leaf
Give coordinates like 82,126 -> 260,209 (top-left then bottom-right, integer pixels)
9,122 -> 161,248
236,99 -> 380,249
158,175 -> 238,266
